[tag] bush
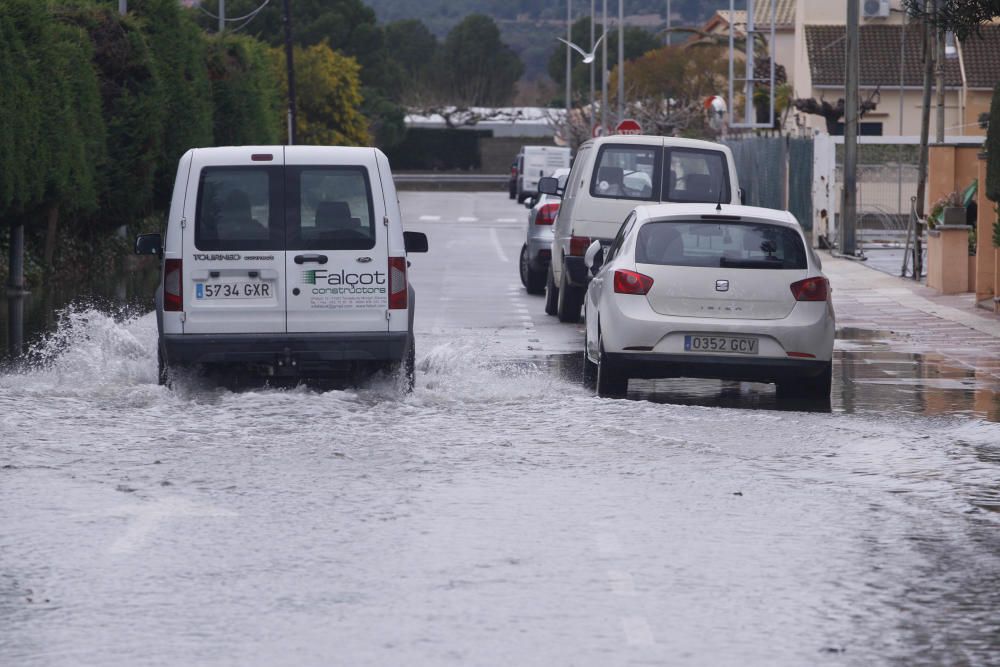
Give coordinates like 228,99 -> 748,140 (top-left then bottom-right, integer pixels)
205,34 -> 283,146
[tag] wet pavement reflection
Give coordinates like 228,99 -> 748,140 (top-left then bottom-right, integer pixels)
540,327 -> 1000,422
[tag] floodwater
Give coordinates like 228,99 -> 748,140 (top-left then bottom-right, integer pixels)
1,308 -> 999,666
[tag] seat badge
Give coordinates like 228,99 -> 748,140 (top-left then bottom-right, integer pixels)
356,257 -> 373,263
715,279 -> 729,292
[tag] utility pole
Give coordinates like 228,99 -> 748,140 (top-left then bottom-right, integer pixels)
219,0 -> 225,33
601,0 -> 608,132
617,0 -> 624,124
590,0 -> 596,120
118,0 -> 126,14
841,0 -> 859,257
914,0 -> 935,278
935,25 -> 945,141
566,0 -> 572,116
665,0 -> 671,46
282,0 -> 297,145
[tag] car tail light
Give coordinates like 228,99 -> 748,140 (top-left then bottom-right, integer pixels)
389,256 -> 407,309
164,259 -> 182,311
790,276 -> 829,302
569,235 -> 591,256
536,203 -> 559,225
614,269 -> 654,295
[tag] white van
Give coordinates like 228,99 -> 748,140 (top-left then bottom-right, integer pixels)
135,146 -> 428,387
516,146 -> 571,203
539,135 -> 741,322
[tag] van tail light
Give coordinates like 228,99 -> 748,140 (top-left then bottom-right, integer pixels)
388,256 -> 407,309
569,235 -> 591,256
614,269 -> 654,295
164,259 -> 183,311
790,276 -> 829,302
536,203 -> 559,225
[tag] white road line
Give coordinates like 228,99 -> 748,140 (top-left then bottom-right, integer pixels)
457,216 -> 478,222
490,228 -> 510,263
607,570 -> 637,596
107,497 -> 236,555
621,616 -> 655,646
496,217 -> 517,223
418,215 -> 441,221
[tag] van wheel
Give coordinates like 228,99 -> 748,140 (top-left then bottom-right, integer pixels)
557,270 -> 584,323
157,349 -> 168,386
544,266 -> 559,316
596,333 -> 627,397
520,245 -> 545,295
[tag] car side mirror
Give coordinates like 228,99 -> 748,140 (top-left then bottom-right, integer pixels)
584,239 -> 604,274
524,195 -> 538,208
538,176 -> 562,197
739,187 -> 747,205
404,231 -> 428,253
135,233 -> 162,256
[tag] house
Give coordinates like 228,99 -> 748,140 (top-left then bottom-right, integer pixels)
792,0 -> 1000,137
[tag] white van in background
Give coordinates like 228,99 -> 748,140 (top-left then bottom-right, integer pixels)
135,145 -> 428,388
516,146 -> 571,203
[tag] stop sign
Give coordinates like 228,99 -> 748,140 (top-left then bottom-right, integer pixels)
616,119 -> 642,135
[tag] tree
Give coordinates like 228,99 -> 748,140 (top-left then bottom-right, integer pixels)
548,17 -> 660,105
271,42 -> 369,147
205,34 -> 283,146
439,14 -> 523,106
902,0 -> 1000,39
383,18 -> 439,97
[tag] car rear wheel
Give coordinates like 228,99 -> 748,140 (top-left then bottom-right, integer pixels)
777,361 -> 832,399
544,266 -> 559,316
596,332 -> 627,397
519,245 -> 545,295
556,268 -> 584,323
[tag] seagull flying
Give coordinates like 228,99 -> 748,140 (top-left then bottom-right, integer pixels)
558,33 -> 606,65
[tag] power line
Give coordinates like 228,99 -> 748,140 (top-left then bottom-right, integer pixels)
198,0 -> 270,24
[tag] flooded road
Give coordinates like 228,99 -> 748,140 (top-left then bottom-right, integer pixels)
2,192 -> 999,666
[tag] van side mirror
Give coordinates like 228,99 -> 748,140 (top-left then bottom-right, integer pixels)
538,177 -> 562,197
404,231 -> 428,253
739,187 -> 747,205
524,195 -> 538,208
584,240 -> 604,274
135,233 -> 162,256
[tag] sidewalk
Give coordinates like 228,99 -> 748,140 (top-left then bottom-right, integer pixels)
823,252 -> 1000,381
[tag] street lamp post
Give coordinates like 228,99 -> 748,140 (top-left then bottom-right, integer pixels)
617,0 -> 624,124
566,0 -> 572,116
283,0 -> 297,145
601,0 -> 608,131
590,0 -> 596,120
219,0 -> 225,33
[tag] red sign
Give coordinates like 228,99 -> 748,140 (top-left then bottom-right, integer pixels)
616,119 -> 642,135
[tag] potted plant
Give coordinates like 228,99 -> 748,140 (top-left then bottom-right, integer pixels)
928,191 -> 965,229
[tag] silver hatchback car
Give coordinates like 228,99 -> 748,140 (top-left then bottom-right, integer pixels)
519,168 -> 569,294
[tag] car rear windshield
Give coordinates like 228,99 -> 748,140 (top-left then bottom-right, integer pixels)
663,148 -> 731,204
286,166 -> 375,251
635,220 -> 807,270
589,144 -> 659,201
194,165 -> 376,251
195,167 -> 283,251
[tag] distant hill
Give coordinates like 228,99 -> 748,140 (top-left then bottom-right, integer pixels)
363,0 -> 723,84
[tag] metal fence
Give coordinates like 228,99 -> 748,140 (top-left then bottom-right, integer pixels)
723,135 -> 814,230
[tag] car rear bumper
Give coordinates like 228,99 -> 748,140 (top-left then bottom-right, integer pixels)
162,332 -> 409,366
606,352 -> 829,383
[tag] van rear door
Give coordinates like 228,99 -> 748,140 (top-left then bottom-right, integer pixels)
183,147 -> 286,334
284,147 -> 389,334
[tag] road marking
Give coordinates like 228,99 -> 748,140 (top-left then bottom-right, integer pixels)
608,570 -> 637,596
621,616 -> 655,646
496,217 -> 517,223
418,215 -> 441,221
490,228 -> 510,263
457,216 -> 478,222
106,497 -> 236,555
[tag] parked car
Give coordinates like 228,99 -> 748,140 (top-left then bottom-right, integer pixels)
508,157 -> 518,199
539,135 -> 742,323
516,145 -> 571,203
134,145 -> 428,388
581,203 -> 834,399
519,167 -> 570,294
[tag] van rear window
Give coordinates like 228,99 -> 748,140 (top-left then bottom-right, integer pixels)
286,167 -> 375,251
195,167 -> 283,251
663,148 -> 730,204
635,221 -> 807,270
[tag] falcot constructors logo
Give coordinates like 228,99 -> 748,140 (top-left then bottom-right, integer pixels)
302,269 -> 387,296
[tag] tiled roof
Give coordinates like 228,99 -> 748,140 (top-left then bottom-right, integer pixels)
806,24 -> 1000,90
717,0 -> 796,29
